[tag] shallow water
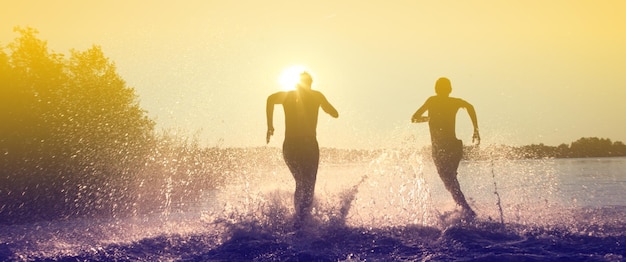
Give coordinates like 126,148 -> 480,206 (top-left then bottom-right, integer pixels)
1,155 -> 625,261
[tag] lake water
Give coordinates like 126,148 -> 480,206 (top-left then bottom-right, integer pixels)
1,154 -> 625,261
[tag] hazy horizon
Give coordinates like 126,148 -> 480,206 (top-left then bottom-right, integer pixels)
3,1 -> 625,149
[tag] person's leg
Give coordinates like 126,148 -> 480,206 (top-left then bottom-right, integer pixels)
433,140 -> 474,216
298,138 -> 319,218
283,138 -> 319,227
283,139 -> 303,220
439,170 -> 471,209
449,139 -> 475,218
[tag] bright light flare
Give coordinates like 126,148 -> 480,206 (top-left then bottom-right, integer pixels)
278,65 -> 307,91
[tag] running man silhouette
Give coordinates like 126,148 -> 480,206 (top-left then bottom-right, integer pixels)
411,77 -> 480,219
266,71 -> 339,228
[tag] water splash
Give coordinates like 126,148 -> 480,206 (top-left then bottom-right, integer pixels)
1,147 -> 625,261
490,153 -> 505,226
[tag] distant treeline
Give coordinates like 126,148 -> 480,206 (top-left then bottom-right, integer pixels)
319,137 -> 626,163
463,137 -> 626,160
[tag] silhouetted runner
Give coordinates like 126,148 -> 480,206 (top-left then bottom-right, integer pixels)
411,77 -> 480,219
266,72 -> 339,228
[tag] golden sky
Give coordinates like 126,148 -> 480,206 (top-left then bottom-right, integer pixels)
3,1 -> 626,149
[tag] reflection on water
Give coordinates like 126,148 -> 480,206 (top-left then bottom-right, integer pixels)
554,157 -> 626,208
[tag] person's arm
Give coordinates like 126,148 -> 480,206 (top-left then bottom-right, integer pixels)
266,92 -> 286,143
462,100 -> 480,145
411,98 -> 430,123
319,93 -> 339,118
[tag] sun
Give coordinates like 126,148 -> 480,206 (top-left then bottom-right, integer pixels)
278,65 -> 307,91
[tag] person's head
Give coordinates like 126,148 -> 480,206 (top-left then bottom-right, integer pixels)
434,77 -> 452,96
297,71 -> 313,90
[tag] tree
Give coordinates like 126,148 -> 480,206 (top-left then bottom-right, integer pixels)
0,27 -> 155,223
569,137 -> 613,158
613,141 -> 626,156
64,44 -> 154,175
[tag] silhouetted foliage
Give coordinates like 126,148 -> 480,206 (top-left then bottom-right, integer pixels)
0,27 -> 155,223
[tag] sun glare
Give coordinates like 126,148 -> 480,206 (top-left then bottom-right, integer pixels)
278,65 -> 307,91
